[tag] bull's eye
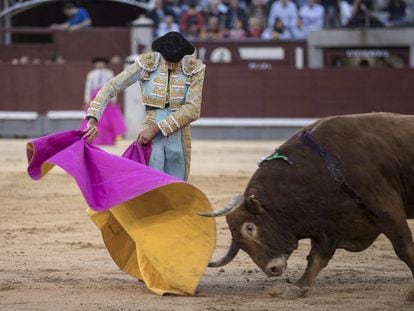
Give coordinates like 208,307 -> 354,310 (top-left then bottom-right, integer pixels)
241,222 -> 257,238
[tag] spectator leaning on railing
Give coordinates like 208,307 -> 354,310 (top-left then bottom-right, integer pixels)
50,1 -> 91,31
291,15 -> 308,38
228,19 -> 248,38
247,16 -> 264,37
262,17 -> 292,39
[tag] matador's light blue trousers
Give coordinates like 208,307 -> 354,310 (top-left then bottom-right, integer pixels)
148,108 -> 186,180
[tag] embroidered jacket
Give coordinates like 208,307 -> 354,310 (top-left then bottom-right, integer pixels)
86,51 -> 206,136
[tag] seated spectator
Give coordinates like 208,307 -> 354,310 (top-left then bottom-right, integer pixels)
291,15 -> 308,39
50,1 -> 91,31
346,0 -> 385,27
157,15 -> 180,37
203,0 -> 227,26
267,0 -> 298,32
247,16 -> 264,37
179,2 -> 205,37
299,0 -> 325,31
248,0 -> 267,28
227,19 -> 247,39
200,16 -> 225,39
224,0 -> 249,30
387,0 -> 406,23
146,0 -> 178,35
261,17 -> 292,39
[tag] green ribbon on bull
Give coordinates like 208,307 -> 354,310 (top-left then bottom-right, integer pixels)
258,150 -> 293,166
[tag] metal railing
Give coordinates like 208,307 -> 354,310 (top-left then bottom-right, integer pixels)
0,0 -> 151,19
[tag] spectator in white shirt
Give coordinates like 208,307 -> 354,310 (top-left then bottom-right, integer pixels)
267,0 -> 298,31
299,0 -> 325,31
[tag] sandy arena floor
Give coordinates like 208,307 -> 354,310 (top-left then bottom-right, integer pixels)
1,138 -> 413,311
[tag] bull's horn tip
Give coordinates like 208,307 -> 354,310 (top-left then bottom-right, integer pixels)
197,211 -> 214,217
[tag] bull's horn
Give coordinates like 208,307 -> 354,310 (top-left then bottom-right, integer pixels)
208,239 -> 240,267
198,193 -> 244,217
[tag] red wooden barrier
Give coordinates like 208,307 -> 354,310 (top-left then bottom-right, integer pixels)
1,63 -> 413,117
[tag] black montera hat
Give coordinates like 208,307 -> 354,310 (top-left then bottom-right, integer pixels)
92,57 -> 109,64
152,32 -> 195,63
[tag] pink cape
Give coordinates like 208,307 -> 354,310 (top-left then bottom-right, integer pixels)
26,130 -> 216,296
27,130 -> 180,211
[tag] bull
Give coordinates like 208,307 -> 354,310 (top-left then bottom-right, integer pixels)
200,113 -> 414,299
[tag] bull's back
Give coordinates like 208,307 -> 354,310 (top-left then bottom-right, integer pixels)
294,113 -> 414,218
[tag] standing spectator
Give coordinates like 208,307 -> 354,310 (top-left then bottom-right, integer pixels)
179,2 -> 205,37
157,15 -> 180,37
346,0 -> 385,27
247,16 -> 264,37
387,0 -> 407,24
291,15 -> 308,38
227,19 -> 248,38
81,57 -> 127,146
322,0 -> 339,27
262,17 -> 292,39
267,0 -> 298,32
146,0 -> 177,35
50,1 -> 91,31
248,0 -> 268,27
84,58 -> 114,106
299,0 -> 325,31
200,16 -> 225,39
339,0 -> 353,26
224,0 -> 249,30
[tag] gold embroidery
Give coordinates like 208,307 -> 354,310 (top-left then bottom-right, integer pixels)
171,79 -> 185,87
86,62 -> 141,121
143,110 -> 156,129
169,89 -> 185,99
152,87 -> 167,98
136,52 -> 160,72
181,56 -> 205,76
181,126 -> 192,180
143,96 -> 165,108
154,76 -> 167,85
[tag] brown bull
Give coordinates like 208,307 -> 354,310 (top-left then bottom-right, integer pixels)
201,113 -> 414,299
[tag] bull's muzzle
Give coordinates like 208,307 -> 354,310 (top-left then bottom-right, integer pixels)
265,256 -> 287,277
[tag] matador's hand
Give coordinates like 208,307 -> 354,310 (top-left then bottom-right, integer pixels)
135,124 -> 160,145
83,118 -> 98,143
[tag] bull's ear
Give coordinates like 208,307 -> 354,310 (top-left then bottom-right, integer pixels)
245,195 -> 264,214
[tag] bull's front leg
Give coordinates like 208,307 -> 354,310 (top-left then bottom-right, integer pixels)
270,239 -> 335,299
295,243 -> 334,289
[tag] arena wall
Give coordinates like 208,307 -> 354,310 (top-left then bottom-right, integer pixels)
1,63 -> 413,118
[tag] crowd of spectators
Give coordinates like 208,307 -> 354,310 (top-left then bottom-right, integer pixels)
146,0 -> 414,40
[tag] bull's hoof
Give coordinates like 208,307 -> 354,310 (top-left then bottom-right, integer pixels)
268,284 -> 310,299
